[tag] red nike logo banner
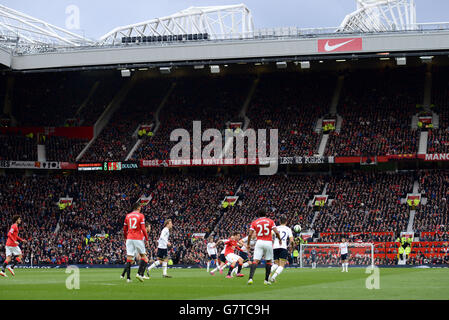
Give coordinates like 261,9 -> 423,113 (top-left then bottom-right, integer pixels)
318,37 -> 363,53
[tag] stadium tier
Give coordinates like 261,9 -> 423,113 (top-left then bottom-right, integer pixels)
0,169 -> 448,266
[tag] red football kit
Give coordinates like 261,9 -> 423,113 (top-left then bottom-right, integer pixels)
123,211 -> 148,241
6,223 -> 24,247
250,217 -> 276,241
224,238 -> 243,256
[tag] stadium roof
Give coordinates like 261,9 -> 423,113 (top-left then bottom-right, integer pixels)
339,0 -> 417,32
0,4 -> 94,51
99,4 -> 254,45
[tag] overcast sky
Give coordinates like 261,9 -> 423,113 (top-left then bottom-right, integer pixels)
3,0 -> 449,39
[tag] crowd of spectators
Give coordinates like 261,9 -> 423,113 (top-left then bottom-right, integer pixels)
213,174 -> 325,239
1,169 -> 449,266
81,78 -> 172,162
325,67 -> 423,156
11,72 -> 97,127
246,72 -> 334,158
313,171 -> 414,233
131,75 -> 251,161
45,136 -> 88,162
414,170 -> 449,234
0,134 -> 37,161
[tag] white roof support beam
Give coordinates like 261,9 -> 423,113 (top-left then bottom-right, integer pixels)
99,4 -> 254,45
338,0 -> 417,33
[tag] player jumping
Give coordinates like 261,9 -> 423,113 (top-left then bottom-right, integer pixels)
1,216 -> 27,277
123,203 -> 150,283
247,209 -> 281,285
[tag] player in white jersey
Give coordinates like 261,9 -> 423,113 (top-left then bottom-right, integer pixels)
206,236 -> 219,273
147,219 -> 173,278
210,240 -> 232,275
339,238 -> 349,272
269,215 -> 294,283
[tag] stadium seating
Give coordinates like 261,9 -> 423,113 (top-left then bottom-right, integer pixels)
325,67 -> 424,157
131,75 -> 251,161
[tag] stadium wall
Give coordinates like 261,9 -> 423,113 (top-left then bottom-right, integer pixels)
9,30 -> 449,70
0,47 -> 11,68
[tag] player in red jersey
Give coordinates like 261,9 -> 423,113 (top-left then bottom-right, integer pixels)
246,209 -> 281,285
223,233 -> 245,278
123,203 -> 149,282
121,222 -> 151,280
1,216 -> 27,277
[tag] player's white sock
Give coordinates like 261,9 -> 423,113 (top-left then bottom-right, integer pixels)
271,264 -> 279,274
272,266 -> 284,280
345,263 -> 349,272
162,262 -> 168,276
231,266 -> 238,276
342,264 -> 345,271
207,262 -> 210,272
220,262 -> 231,270
148,260 -> 160,271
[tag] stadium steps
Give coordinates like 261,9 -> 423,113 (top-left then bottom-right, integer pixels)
219,77 -> 259,158
240,77 -> 260,131
3,75 -> 19,126
125,82 -> 177,161
406,180 -> 420,232
73,80 -> 100,125
76,74 -> 139,161
316,76 -> 344,155
423,70 -> 432,108
317,134 -> 329,157
211,182 -> 244,237
37,144 -> 46,162
418,131 -> 428,155
329,75 -> 344,115
308,182 -> 329,231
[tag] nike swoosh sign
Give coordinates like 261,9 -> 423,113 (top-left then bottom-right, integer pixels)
324,39 -> 355,52
318,38 -> 363,53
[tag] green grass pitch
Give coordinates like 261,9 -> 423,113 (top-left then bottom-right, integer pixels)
1,267 -> 449,300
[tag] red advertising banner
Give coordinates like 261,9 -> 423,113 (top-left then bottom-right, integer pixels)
419,153 -> 449,161
0,127 -> 93,140
140,158 -> 262,167
318,37 -> 363,53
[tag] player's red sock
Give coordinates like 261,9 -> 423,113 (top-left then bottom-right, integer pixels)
227,263 -> 235,276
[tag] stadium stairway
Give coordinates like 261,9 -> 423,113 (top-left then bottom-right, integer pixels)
417,68 -> 435,154
240,77 -> 260,131
3,75 -> 18,126
316,75 -> 344,156
125,82 -> 177,161
72,80 -> 100,125
220,77 -> 259,158
211,181 -> 244,238
308,182 -> 329,232
76,73 -> 139,161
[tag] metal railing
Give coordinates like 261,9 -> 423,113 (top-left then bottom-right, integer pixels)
3,22 -> 449,56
